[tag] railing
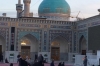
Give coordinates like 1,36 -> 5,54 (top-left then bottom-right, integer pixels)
0,17 -> 76,25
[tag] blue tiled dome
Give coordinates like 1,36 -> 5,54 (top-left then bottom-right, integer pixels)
38,0 -> 71,17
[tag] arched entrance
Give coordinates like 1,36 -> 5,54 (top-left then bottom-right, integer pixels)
19,34 -> 38,59
79,35 -> 87,55
0,35 -> 6,53
51,36 -> 68,61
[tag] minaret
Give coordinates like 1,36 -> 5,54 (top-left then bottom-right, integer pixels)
16,0 -> 23,18
23,0 -> 31,17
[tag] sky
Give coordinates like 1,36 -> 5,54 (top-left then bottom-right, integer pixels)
0,0 -> 100,20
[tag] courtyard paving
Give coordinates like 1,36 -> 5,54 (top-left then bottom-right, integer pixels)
0,63 -> 73,66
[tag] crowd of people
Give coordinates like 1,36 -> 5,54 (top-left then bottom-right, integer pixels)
50,60 -> 65,66
17,54 -> 44,66
58,62 -> 65,66
0,53 -> 88,66
17,54 -> 65,66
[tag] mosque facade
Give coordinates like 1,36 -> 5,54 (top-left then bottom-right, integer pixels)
0,0 -> 100,62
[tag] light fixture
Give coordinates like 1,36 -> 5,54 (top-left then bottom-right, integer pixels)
21,41 -> 26,45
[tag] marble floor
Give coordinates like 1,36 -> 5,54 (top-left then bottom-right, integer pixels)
0,63 -> 73,66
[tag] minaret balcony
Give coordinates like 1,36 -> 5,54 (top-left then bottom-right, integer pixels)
16,4 -> 23,10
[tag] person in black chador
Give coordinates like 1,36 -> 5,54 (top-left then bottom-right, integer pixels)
61,62 -> 65,66
22,59 -> 28,66
18,55 -> 23,66
10,63 -> 13,66
50,60 -> 55,66
5,58 -> 9,63
58,62 -> 61,66
38,54 -> 44,66
83,56 -> 87,66
35,54 -> 38,61
17,54 -> 20,63
18,55 -> 29,66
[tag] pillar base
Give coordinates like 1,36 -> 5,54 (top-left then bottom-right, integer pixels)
5,51 -> 19,63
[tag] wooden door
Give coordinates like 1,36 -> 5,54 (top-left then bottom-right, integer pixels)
0,45 -> 2,53
81,50 -> 86,55
20,46 -> 30,59
51,47 -> 60,61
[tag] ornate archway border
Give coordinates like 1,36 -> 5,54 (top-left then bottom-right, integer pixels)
18,32 -> 40,40
49,30 -> 72,52
78,31 -> 88,52
50,33 -> 69,42
16,29 -> 42,51
79,32 -> 87,40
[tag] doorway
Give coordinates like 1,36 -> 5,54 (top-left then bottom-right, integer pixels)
81,50 -> 86,55
20,46 -> 30,59
51,47 -> 60,61
0,45 -> 2,53
79,35 -> 87,54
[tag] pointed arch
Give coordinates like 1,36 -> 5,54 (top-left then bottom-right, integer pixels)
79,35 -> 87,55
51,35 -> 69,61
18,34 -> 39,59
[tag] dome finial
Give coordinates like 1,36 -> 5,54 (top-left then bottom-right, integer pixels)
18,0 -> 21,4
